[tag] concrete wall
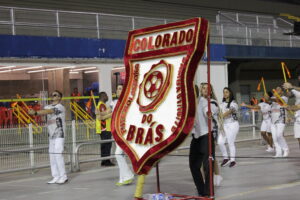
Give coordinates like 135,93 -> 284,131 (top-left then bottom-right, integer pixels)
0,79 -> 48,98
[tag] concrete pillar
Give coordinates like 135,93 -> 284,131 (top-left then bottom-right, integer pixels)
196,62 -> 229,102
98,64 -> 114,103
48,69 -> 71,120
77,78 -> 84,95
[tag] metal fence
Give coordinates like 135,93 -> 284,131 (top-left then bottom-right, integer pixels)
0,121 -> 104,174
0,110 -> 294,174
0,6 -> 299,47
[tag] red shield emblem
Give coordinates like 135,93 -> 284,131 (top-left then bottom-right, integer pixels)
112,18 -> 209,175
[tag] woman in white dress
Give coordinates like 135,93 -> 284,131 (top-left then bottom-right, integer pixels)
218,87 -> 240,168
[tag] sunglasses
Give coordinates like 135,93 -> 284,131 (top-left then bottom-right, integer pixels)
52,93 -> 59,97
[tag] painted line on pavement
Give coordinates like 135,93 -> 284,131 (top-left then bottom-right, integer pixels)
218,180 -> 300,200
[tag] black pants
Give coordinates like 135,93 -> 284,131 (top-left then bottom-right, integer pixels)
100,131 -> 112,164
189,134 -> 215,196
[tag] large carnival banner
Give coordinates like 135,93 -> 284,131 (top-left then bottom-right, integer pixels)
111,18 -> 209,198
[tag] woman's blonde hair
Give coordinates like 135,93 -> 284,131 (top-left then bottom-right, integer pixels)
199,82 -> 218,101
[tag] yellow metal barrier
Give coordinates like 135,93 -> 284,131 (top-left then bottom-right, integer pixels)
280,13 -> 300,22
1,95 -> 98,137
70,101 -> 95,139
13,94 -> 42,134
12,104 -> 42,134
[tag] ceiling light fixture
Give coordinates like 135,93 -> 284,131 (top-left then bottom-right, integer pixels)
27,66 -> 76,73
0,65 -> 16,70
112,66 -> 125,70
84,70 -> 99,74
27,69 -> 46,73
12,66 -> 43,71
71,67 -> 97,72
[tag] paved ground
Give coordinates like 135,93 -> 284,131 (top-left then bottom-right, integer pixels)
0,136 -> 300,200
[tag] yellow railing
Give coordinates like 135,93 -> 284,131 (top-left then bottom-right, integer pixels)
70,101 -> 95,139
1,95 -> 99,137
12,104 -> 42,134
280,13 -> 300,22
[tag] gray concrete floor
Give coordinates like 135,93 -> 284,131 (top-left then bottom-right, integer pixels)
0,137 -> 300,200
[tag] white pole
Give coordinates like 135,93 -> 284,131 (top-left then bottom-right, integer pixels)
10,8 -> 15,35
221,24 -> 224,44
245,26 -> 249,45
252,110 -> 256,139
72,120 -> 76,171
29,124 -> 34,173
56,11 -> 60,37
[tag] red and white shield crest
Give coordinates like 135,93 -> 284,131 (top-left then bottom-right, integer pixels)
112,18 -> 209,175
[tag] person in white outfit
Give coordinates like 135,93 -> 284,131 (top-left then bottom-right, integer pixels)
110,84 -> 134,186
29,90 -> 68,184
265,86 -> 289,158
241,98 -> 273,152
190,83 -> 219,196
218,87 -> 240,168
283,81 -> 300,149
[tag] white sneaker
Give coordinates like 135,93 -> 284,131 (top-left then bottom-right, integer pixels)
56,177 -> 68,184
273,152 -> 282,158
266,146 -> 274,152
47,177 -> 59,184
214,175 -> 223,187
283,149 -> 289,157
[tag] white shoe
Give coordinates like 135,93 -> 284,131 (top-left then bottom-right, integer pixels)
47,177 -> 59,184
283,149 -> 289,157
273,152 -> 282,158
214,175 -> 223,187
56,177 -> 68,184
266,146 -> 274,152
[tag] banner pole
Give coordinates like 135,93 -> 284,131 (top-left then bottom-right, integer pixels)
156,162 -> 161,193
207,36 -> 214,199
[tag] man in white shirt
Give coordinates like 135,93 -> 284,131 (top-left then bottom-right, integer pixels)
29,90 -> 68,184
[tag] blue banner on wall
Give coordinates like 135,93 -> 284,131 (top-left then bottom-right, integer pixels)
0,35 -> 126,59
225,45 -> 300,60
0,35 -> 299,61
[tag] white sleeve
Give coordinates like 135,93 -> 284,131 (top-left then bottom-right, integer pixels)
53,104 -> 65,115
211,102 -> 219,115
59,104 -> 65,113
203,101 -> 219,116
258,103 -> 262,110
230,102 -> 238,112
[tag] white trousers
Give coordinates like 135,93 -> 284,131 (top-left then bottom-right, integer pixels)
261,119 -> 271,133
271,123 -> 289,155
294,123 -> 300,138
49,138 -> 67,179
115,144 -> 134,183
218,121 -> 239,161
